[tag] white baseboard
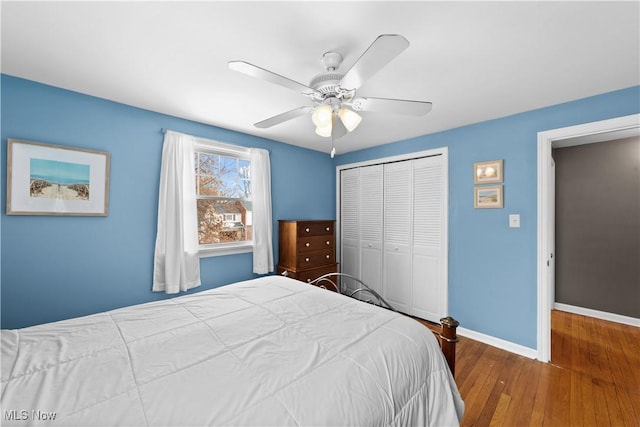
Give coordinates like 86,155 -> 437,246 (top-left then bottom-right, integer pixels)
554,303 -> 640,327
457,327 -> 538,360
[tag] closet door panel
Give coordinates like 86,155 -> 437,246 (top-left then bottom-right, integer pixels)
359,165 -> 383,295
341,245 -> 359,293
384,246 -> 411,313
340,168 -> 360,294
412,249 -> 441,322
383,161 -> 412,312
412,155 -> 446,321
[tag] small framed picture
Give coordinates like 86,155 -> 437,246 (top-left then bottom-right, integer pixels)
6,139 -> 110,216
474,160 -> 503,184
474,185 -> 503,209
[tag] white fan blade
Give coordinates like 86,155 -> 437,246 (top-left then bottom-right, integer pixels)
254,106 -> 313,128
229,61 -> 319,95
331,112 -> 347,139
351,97 -> 432,116
339,34 -> 410,90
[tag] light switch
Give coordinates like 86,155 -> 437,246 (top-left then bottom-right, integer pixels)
509,214 -> 521,228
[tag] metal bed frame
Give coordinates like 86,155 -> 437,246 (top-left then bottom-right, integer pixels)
308,272 -> 396,311
307,271 -> 460,376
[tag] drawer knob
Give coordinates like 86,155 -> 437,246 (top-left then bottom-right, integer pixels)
305,227 -> 310,233
368,243 -> 373,248
305,242 -> 310,247
325,254 -> 330,259
305,257 -> 310,262
326,240 -> 330,245
325,227 -> 330,231
306,278 -> 311,283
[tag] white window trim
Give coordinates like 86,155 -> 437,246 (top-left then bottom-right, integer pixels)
194,137 -> 253,258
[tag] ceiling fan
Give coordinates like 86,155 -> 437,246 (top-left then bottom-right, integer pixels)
228,34 -> 432,156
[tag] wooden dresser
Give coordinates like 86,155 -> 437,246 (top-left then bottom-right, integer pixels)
277,220 -> 337,288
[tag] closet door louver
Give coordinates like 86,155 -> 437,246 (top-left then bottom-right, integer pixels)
412,156 -> 446,322
340,168 -> 360,293
383,161 -> 413,314
359,165 -> 384,295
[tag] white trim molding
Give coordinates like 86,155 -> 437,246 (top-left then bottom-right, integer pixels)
554,303 -> 640,328
457,327 -> 538,360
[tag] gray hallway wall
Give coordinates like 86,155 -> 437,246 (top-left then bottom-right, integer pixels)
554,136 -> 640,318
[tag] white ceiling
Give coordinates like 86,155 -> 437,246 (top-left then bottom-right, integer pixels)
2,1 -> 639,155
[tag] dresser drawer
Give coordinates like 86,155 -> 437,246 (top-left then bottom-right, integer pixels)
298,235 -> 334,253
296,249 -> 334,268
297,221 -> 333,237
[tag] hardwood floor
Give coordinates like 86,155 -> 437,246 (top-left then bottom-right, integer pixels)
452,310 -> 640,426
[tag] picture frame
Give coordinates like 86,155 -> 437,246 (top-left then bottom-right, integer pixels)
474,185 -> 503,209
474,159 -> 503,184
6,139 -> 110,216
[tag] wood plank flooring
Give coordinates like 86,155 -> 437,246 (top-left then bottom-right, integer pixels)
451,310 -> 640,426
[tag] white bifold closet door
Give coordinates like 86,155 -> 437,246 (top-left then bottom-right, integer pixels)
340,153 -> 446,323
340,167 -> 360,294
411,156 -> 446,321
359,165 -> 384,295
340,165 -> 383,295
383,161 -> 413,313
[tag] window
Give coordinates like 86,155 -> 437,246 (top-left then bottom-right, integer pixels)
194,140 -> 252,256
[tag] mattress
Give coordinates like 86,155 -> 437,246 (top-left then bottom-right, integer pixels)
1,275 -> 464,426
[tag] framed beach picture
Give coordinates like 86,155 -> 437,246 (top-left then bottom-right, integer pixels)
6,139 -> 110,216
474,160 -> 503,184
474,185 -> 503,209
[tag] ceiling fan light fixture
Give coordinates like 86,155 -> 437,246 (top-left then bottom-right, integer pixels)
311,103 -> 333,128
315,124 -> 332,137
338,107 -> 362,132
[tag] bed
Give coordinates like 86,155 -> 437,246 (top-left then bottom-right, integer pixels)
1,275 -> 464,426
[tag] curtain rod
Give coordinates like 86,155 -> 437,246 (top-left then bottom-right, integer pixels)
159,128 -> 271,154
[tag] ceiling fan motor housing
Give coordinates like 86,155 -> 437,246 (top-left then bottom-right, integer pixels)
310,72 -> 344,94
309,51 -> 347,97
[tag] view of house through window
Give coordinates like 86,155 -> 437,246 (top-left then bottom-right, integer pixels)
195,151 -> 252,246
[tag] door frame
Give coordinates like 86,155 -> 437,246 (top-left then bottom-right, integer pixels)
536,114 -> 640,362
335,147 -> 449,316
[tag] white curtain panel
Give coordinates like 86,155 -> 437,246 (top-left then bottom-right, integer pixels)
250,148 -> 274,274
153,131 -> 201,294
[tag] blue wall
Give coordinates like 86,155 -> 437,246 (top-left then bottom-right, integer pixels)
335,85 -> 640,349
2,74 -> 638,351
0,75 -> 336,329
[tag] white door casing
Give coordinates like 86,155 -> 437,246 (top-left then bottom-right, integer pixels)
536,114 -> 640,362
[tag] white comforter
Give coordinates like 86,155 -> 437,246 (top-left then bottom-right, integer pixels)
1,276 -> 464,426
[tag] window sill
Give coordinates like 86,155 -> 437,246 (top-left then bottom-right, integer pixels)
198,242 -> 253,258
